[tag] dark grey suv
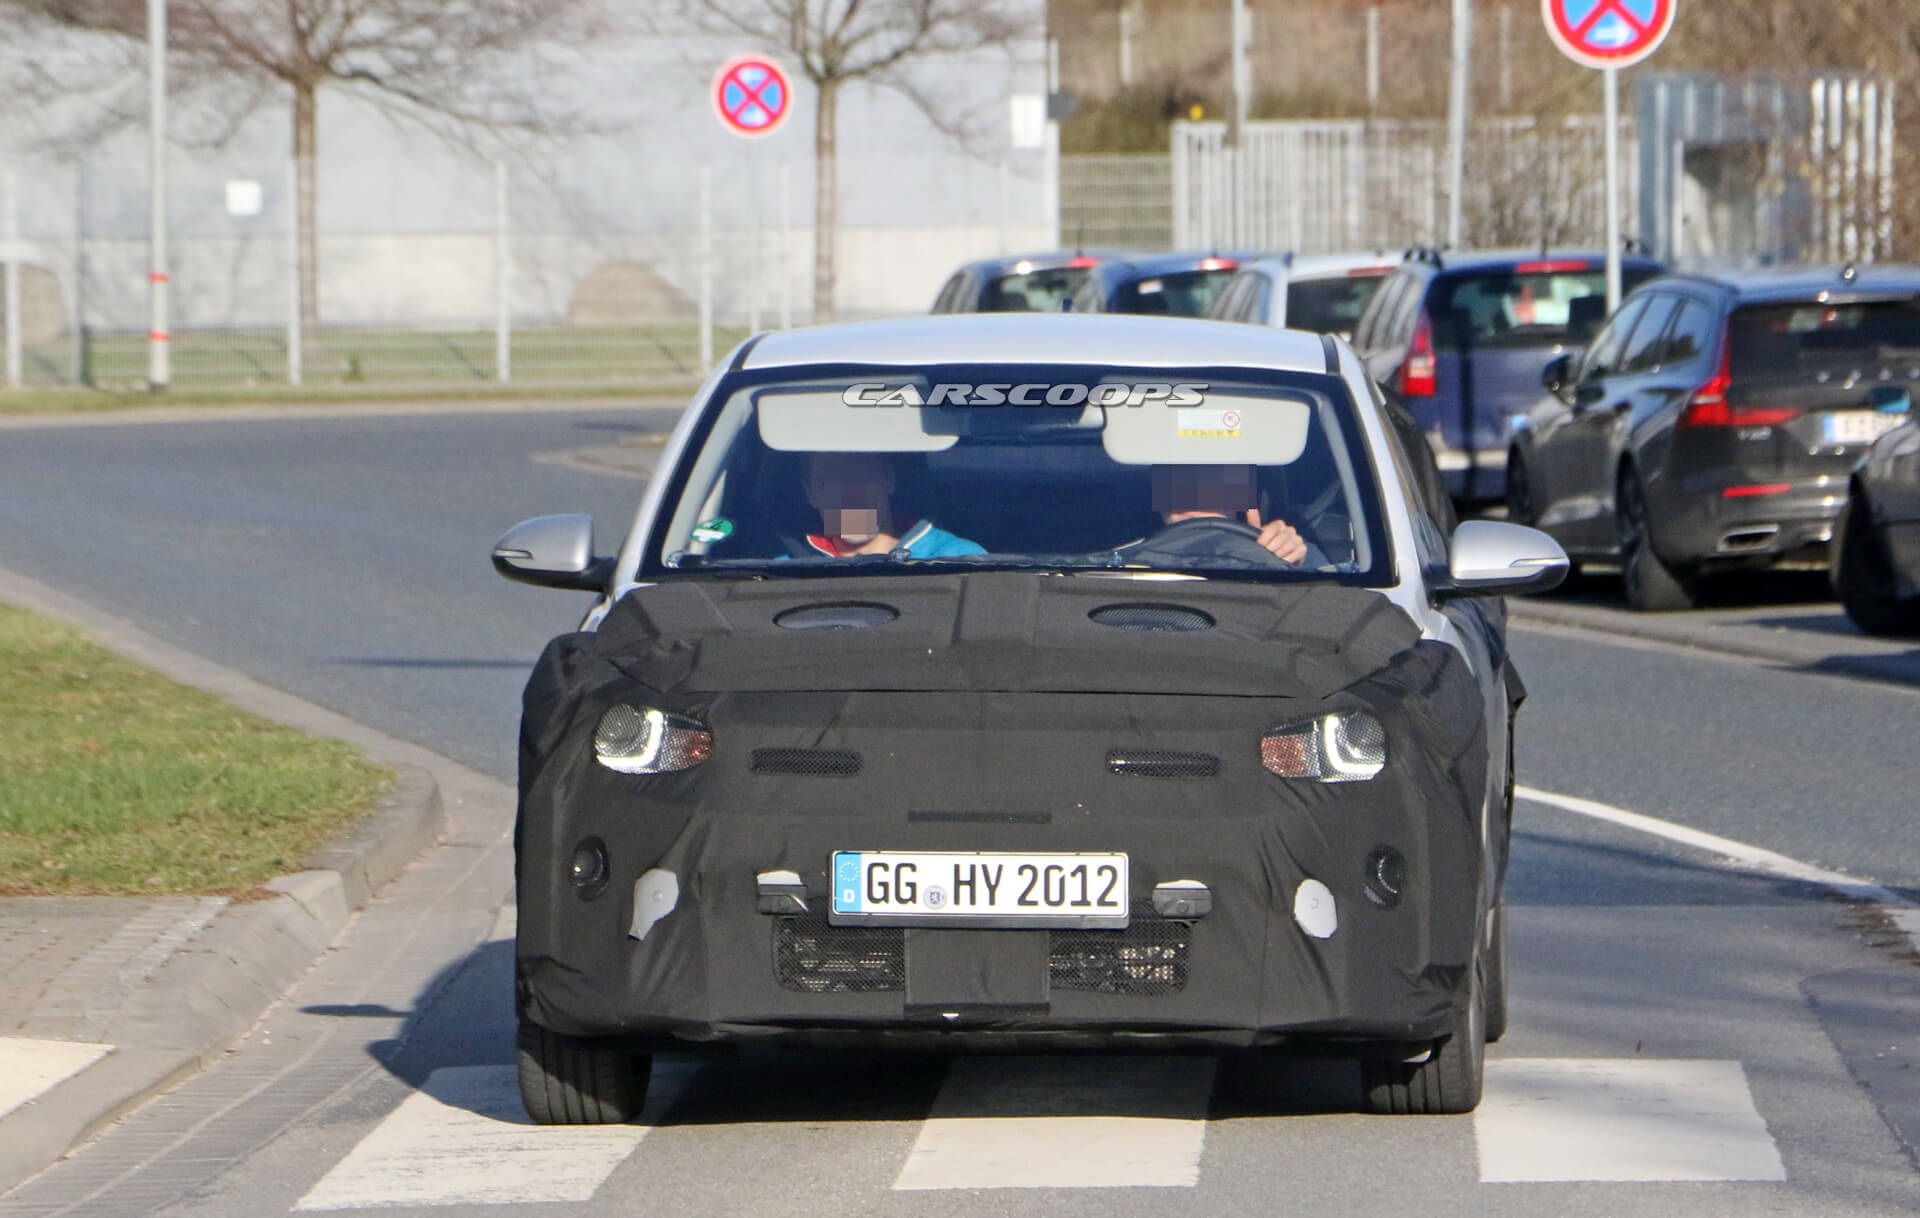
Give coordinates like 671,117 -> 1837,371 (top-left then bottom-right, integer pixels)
1507,266 -> 1920,610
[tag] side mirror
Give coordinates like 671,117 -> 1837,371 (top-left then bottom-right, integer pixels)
1438,520 -> 1569,598
1540,352 -> 1574,394
491,514 -> 614,592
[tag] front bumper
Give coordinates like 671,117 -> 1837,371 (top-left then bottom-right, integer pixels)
515,688 -> 1490,1053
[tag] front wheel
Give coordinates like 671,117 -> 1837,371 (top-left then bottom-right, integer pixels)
1362,955 -> 1485,1114
1833,496 -> 1920,637
1483,903 -> 1508,1045
517,1018 -> 652,1125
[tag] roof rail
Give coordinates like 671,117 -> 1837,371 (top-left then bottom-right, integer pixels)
1402,245 -> 1445,268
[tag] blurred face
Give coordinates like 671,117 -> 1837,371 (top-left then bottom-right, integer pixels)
805,453 -> 895,541
1152,464 -> 1258,517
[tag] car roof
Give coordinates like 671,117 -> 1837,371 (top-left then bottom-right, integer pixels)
1650,264 -> 1920,304
1401,247 -> 1665,275
739,314 -> 1335,375
1094,251 -> 1265,284
960,250 -> 1127,277
1243,252 -> 1400,281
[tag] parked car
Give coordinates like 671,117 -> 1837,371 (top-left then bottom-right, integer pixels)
1831,387 -> 1920,635
1069,252 -> 1261,317
930,252 -> 1118,314
1206,252 -> 1399,338
492,313 -> 1567,1123
1352,248 -> 1665,504
1509,265 -> 1920,611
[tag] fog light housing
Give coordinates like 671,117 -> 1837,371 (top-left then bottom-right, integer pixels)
568,837 -> 610,901
1363,846 -> 1406,909
593,704 -> 712,774
1260,711 -> 1386,782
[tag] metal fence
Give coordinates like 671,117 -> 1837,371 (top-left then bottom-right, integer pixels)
1172,116 -> 1638,255
1060,154 -> 1174,251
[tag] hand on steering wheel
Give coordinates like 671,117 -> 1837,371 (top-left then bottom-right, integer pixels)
1178,511 -> 1309,564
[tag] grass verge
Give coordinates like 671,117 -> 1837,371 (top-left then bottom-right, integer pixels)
0,603 -> 392,896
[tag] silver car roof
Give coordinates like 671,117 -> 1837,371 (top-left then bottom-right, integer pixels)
740,314 -> 1332,375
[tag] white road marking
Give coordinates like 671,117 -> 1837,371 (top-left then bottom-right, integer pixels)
1517,785 -> 1905,905
487,903 -> 516,942
0,1037 -> 113,1120
1477,1058 -> 1786,1183
893,1056 -> 1214,1190
292,1065 -> 647,1210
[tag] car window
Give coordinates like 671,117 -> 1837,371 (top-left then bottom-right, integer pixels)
1579,295 -> 1651,382
1207,272 -> 1255,322
1287,273 -> 1389,336
1729,298 -> 1920,379
1621,294 -> 1681,374
1248,274 -> 1274,324
1429,263 -> 1660,350
932,272 -> 968,314
1662,299 -> 1718,366
1111,269 -> 1238,317
1355,271 -> 1408,349
644,367 -> 1393,585
982,265 -> 1089,314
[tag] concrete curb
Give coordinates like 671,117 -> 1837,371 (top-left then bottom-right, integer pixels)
0,761 -> 445,1196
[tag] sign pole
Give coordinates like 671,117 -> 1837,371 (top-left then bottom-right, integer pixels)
698,165 -> 713,370
147,0 -> 169,392
1603,66 -> 1621,311
1446,0 -> 1472,248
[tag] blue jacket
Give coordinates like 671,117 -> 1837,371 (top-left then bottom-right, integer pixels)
800,519 -> 985,559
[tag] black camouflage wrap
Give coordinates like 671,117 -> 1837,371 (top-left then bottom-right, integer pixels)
516,572 -> 1496,1051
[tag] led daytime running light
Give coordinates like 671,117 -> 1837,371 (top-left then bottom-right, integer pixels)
593,704 -> 713,774
1261,711 -> 1386,782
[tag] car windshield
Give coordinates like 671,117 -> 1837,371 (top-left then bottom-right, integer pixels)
644,364 -> 1391,585
1429,264 -> 1658,349
1113,269 -> 1237,317
1288,273 -> 1389,335
1730,299 -> 1920,379
982,266 -> 1089,313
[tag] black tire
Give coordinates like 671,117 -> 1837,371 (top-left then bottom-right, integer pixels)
1617,471 -> 1696,612
1505,450 -> 1538,527
1833,495 -> 1920,637
1362,953 -> 1486,1115
1483,902 -> 1508,1045
517,1018 -> 651,1125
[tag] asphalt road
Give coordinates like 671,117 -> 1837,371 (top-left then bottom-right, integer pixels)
0,409 -> 1915,1217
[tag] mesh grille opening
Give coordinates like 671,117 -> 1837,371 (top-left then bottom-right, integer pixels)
752,747 -> 863,776
1049,903 -> 1192,996
1089,603 -> 1215,632
774,905 -> 905,993
1106,749 -> 1222,779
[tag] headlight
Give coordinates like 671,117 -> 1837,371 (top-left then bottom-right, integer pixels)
1260,711 -> 1386,782
592,704 -> 712,774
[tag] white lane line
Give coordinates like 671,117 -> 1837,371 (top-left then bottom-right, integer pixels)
292,1065 -> 647,1210
487,903 -> 516,943
1517,785 -> 1906,906
893,1056 -> 1214,1190
1477,1059 -> 1786,1183
0,1037 -> 114,1121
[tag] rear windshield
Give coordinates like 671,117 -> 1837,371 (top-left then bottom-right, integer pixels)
1730,299 -> 1920,379
1429,265 -> 1658,349
1113,269 -> 1236,317
1287,274 -> 1389,336
982,266 -> 1089,313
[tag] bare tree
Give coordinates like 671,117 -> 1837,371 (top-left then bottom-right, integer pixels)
656,1 -> 1038,321
2,0 -> 609,338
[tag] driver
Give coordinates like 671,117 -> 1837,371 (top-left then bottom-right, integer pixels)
799,452 -> 986,558
1115,464 -> 1323,570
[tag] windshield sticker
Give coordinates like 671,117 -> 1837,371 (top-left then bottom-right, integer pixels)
691,518 -> 735,544
843,383 -> 1206,408
1177,408 -> 1243,438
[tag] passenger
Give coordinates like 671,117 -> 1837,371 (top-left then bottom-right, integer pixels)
1116,463 -> 1324,569
799,452 -> 985,558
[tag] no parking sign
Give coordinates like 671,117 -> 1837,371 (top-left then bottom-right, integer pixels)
713,56 -> 792,139
1542,0 -> 1675,70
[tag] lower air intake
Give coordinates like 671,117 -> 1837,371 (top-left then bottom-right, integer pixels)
1049,904 -> 1192,996
774,906 -> 905,993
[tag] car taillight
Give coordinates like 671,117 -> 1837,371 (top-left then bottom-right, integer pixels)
1680,338 -> 1803,427
1399,309 -> 1437,397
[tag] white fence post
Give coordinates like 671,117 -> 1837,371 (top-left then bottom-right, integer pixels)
495,160 -> 510,383
286,157 -> 301,385
4,169 -> 20,389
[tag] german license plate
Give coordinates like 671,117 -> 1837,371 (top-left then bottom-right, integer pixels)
830,851 -> 1130,929
1823,410 -> 1905,445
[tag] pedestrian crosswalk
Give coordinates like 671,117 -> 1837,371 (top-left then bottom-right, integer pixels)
289,1053 -> 1793,1209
